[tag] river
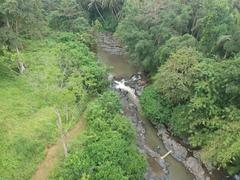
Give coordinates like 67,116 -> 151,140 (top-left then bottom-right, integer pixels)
97,33 -> 230,180
97,47 -> 195,180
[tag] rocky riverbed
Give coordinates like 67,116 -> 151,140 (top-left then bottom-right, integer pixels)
112,74 -> 211,180
112,76 -> 169,180
157,127 -> 210,180
98,32 -> 235,180
98,32 -> 124,55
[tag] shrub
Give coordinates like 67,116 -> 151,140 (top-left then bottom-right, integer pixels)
140,86 -> 172,124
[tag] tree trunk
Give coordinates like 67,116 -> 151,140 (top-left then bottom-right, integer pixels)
112,6 -> 119,21
16,46 -> 25,74
224,51 -> 228,59
65,105 -> 69,122
161,150 -> 172,159
6,18 -> 10,28
191,15 -> 197,36
15,19 -> 18,35
55,109 -> 68,157
95,3 -> 105,23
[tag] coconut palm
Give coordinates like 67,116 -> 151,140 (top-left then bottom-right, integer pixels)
88,0 -> 105,22
100,0 -> 124,19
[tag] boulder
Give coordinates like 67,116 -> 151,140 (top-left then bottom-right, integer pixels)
163,135 -> 188,162
158,127 -> 188,162
234,173 -> 240,180
193,151 -> 214,173
184,157 -> 209,180
143,145 -> 169,174
158,127 -> 210,180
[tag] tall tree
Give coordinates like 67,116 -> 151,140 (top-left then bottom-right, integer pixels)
49,0 -> 89,32
88,0 -> 106,22
198,0 -> 234,55
0,0 -> 43,46
154,47 -> 201,105
100,0 -> 124,19
0,0 -> 44,73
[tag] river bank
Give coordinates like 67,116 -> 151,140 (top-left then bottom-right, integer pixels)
98,33 -> 193,179
97,32 -> 232,180
112,74 -> 210,180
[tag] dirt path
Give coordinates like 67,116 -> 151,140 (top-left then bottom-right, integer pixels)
31,119 -> 84,180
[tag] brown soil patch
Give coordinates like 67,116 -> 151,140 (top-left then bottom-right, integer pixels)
31,119 -> 84,180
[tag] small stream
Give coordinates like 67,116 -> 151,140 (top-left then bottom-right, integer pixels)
97,33 -> 230,180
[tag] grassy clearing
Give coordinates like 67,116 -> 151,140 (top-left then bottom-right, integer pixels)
0,38 -> 81,179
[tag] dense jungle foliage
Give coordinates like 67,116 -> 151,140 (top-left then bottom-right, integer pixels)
122,0 -> 240,175
52,92 -> 146,179
1,0 -> 240,179
0,0 -> 145,179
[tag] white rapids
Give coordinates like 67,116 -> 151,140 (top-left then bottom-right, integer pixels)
114,79 -> 139,105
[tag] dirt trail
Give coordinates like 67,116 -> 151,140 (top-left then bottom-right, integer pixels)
31,119 -> 84,180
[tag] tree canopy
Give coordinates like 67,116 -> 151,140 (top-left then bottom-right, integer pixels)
135,0 -> 240,175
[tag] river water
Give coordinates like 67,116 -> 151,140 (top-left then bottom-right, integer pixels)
97,47 -> 195,180
96,30 -> 234,179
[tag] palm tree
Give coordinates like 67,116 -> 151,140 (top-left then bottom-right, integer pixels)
88,0 -> 105,23
100,0 -> 124,20
217,31 -> 240,58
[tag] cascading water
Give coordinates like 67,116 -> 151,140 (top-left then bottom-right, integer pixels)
113,77 -> 170,180
114,79 -> 139,104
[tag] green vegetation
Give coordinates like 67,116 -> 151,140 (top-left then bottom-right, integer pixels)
139,86 -> 172,124
116,0 -> 240,73
140,48 -> 240,174
87,0 -> 125,31
52,92 -> 146,179
0,67 -> 57,179
0,0 -> 146,179
1,0 -> 240,178
121,0 -> 240,175
0,31 -> 110,179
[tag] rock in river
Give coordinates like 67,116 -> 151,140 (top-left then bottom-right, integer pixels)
157,127 -> 188,162
185,157 -> 209,180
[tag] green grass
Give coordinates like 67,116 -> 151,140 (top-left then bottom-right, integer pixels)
0,38 -> 77,179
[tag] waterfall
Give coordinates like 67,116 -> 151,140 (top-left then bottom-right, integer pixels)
114,79 -> 139,104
